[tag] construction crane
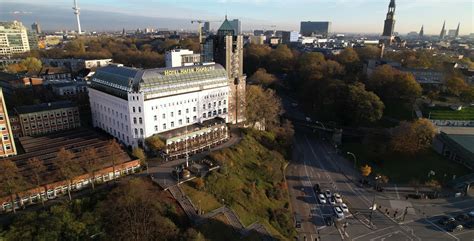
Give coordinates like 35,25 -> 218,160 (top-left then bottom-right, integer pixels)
191,20 -> 221,44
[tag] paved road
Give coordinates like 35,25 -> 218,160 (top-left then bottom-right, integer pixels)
287,128 -> 474,241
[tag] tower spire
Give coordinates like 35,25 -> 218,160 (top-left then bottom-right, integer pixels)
455,22 -> 460,38
440,21 -> 446,39
419,25 -> 424,38
73,0 -> 82,34
382,0 -> 396,41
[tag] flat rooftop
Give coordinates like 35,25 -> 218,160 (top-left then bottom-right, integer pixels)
447,134 -> 474,154
14,101 -> 77,114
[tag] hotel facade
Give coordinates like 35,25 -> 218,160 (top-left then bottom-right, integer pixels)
89,64 -> 231,148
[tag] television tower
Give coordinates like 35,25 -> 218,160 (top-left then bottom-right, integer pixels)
73,0 -> 82,34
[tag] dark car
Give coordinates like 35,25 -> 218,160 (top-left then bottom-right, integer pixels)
313,184 -> 321,193
464,221 -> 474,229
324,216 -> 333,226
438,216 -> 455,226
456,213 -> 470,222
446,223 -> 463,233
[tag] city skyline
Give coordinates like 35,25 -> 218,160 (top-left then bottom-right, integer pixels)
0,0 -> 472,35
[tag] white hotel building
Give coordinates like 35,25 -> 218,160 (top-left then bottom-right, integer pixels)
88,64 -> 230,148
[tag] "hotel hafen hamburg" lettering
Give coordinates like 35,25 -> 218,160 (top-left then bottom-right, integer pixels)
163,66 -> 215,76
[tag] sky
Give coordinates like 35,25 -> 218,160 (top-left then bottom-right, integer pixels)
0,0 -> 472,35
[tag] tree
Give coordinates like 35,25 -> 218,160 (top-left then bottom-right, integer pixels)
195,178 -> 205,190
267,44 -> 294,74
244,44 -> 272,75
105,140 -> 122,182
0,160 -> 24,213
445,76 -> 468,96
337,48 -> 360,65
21,57 -> 42,75
245,85 -> 282,130
54,147 -> 78,201
391,118 -> 437,154
6,63 -> 27,74
360,164 -> 372,177
248,68 -> 277,87
345,83 -> 385,124
132,147 -> 147,169
82,147 -> 100,190
145,136 -> 166,152
427,90 -> 439,104
26,157 -> 47,208
367,65 -> 422,103
355,46 -> 381,61
460,87 -> 474,104
100,179 -> 179,241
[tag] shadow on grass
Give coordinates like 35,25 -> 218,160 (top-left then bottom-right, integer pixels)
197,218 -> 284,241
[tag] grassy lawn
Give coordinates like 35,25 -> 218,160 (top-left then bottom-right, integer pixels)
181,181 -> 221,214
383,100 -> 415,121
343,142 -> 471,184
182,130 -> 294,240
422,106 -> 474,120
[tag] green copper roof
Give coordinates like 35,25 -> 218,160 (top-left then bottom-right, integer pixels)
218,17 -> 235,36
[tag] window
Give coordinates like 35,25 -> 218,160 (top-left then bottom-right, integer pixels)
214,102 -> 217,107
139,118 -> 142,124
193,116 -> 197,121
213,110 -> 217,116
179,119 -> 182,125
163,123 -> 166,130
154,115 -> 157,121
5,145 -> 11,150
155,125 -> 158,131
0,125 -> 5,131
3,134 -> 8,140
193,107 -> 197,112
218,109 -> 222,114
186,109 -> 189,114
138,107 -> 141,113
208,103 -> 211,108
162,113 -> 166,119
133,117 -> 137,124
223,100 -> 227,105
0,114 -> 3,120
203,113 -> 206,118
133,107 -> 136,113
134,128 -> 138,135
186,117 -> 190,123
171,122 -> 174,127
171,112 -> 174,117
219,101 -> 222,106
223,108 -> 227,113
203,104 -> 206,109
208,111 -> 211,117
178,110 -> 181,115
140,128 -> 143,135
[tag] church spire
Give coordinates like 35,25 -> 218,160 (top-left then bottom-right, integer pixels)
455,22 -> 460,38
440,21 -> 446,39
419,25 -> 424,38
382,0 -> 396,37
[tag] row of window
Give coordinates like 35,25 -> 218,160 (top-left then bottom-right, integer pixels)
23,118 -> 78,130
20,110 -> 79,122
203,108 -> 227,118
96,104 -> 128,121
203,100 -> 226,110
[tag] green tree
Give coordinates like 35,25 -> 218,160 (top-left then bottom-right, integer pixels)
145,136 -> 166,152
26,157 -> 46,208
445,76 -> 468,96
245,85 -> 282,130
248,68 -> 277,87
132,147 -> 147,169
267,44 -> 294,74
337,48 -> 360,65
355,46 -> 381,61
391,118 -> 437,154
21,57 -> 42,75
0,160 -> 24,214
460,87 -> 474,103
244,44 -> 272,75
345,83 -> 385,124
54,147 -> 78,201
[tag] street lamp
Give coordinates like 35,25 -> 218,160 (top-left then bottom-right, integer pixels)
347,152 -> 357,169
369,175 -> 382,226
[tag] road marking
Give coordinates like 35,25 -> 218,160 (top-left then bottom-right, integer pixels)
353,226 -> 395,241
424,218 -> 460,241
394,184 -> 400,200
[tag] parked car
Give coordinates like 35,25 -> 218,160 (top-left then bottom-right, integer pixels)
456,213 -> 470,222
313,184 -> 321,193
329,197 -> 336,205
447,224 -> 463,232
334,206 -> 344,219
324,190 -> 332,199
340,203 -> 349,213
318,194 -> 327,204
468,210 -> 474,218
324,216 -> 333,226
464,221 -> 474,229
438,216 -> 455,226
334,193 -> 343,203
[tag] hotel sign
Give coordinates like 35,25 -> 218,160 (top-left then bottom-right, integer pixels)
163,66 -> 215,76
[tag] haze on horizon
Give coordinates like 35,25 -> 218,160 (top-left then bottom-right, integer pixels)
0,0 -> 472,35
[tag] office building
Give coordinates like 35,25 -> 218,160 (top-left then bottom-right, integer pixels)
300,21 -> 331,37
203,22 -> 211,34
0,88 -> 16,157
0,21 -> 30,56
254,30 -> 264,36
31,22 -> 41,34
249,35 -> 266,45
42,58 -> 112,71
11,101 -> 81,137
282,31 -> 299,44
203,16 -> 246,124
89,64 -> 231,148
229,19 -> 241,35
165,49 -> 201,68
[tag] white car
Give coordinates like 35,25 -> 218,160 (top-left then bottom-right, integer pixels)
324,190 -> 332,199
340,203 -> 349,213
334,193 -> 343,203
318,194 -> 327,204
334,206 -> 344,219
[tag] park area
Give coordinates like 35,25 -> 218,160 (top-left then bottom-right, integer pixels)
343,142 -> 471,184
423,106 -> 474,120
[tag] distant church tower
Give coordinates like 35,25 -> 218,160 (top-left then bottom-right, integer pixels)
455,23 -> 460,38
419,25 -> 424,38
440,21 -> 446,40
382,0 -> 396,37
